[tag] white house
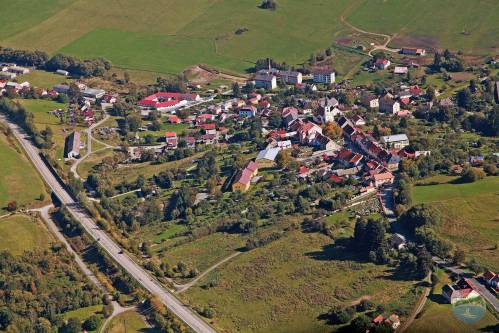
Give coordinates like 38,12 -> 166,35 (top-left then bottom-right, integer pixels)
381,134 -> 409,149
254,73 -> 277,90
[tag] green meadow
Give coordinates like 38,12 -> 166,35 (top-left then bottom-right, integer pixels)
0,214 -> 51,255
412,176 -> 499,269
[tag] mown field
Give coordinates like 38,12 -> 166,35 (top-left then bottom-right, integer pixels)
406,269 -> 498,333
412,176 -> 499,269
181,230 -> 421,333
0,127 -> 47,210
1,0 -> 496,75
0,214 -> 52,255
104,310 -> 158,333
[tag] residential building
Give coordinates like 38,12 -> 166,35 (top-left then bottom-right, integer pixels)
352,115 -> 366,126
373,172 -> 394,187
313,68 -> 335,84
53,84 -> 70,94
8,66 -> 30,75
442,279 -> 480,304
254,73 -> 277,90
361,94 -> 379,109
138,92 -> 200,112
165,132 -> 178,149
381,134 -> 409,149
232,161 -> 259,193
379,96 -> 400,114
64,131 -> 81,159
375,58 -> 391,70
278,70 -> 302,85
255,147 -> 281,167
281,107 -> 299,128
239,105 -> 257,117
401,47 -> 426,56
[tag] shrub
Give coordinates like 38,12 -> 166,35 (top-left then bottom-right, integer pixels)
82,315 -> 101,331
460,167 -> 485,183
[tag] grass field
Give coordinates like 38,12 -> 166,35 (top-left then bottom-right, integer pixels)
0,214 -> 52,255
105,310 -> 157,333
20,69 -> 70,88
347,0 -> 499,53
63,305 -> 104,333
406,269 -> 498,333
0,129 -> 47,210
182,230 -> 420,333
412,176 -> 499,269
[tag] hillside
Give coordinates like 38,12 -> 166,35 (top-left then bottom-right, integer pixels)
0,0 -> 498,75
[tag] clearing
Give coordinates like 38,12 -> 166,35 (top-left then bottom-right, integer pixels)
0,214 -> 52,255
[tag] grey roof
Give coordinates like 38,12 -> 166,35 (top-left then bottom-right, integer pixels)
381,134 -> 408,143
255,73 -> 276,82
319,97 -> 339,108
256,147 -> 280,161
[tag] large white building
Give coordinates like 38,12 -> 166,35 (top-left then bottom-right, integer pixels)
313,69 -> 335,84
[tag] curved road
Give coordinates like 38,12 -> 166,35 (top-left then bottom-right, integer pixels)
1,115 -> 217,333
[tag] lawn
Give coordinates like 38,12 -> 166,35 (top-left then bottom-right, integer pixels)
77,148 -> 115,179
19,69 -> 70,89
104,310 -> 158,333
0,214 -> 52,255
181,230 -> 421,333
0,129 -> 47,210
412,176 -> 499,269
63,305 -> 105,333
406,269 -> 498,333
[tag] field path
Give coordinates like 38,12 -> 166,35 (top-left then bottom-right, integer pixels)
339,2 -> 400,56
176,252 -> 242,293
71,113 -> 114,179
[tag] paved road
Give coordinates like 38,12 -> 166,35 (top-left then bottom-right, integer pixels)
1,116 -> 217,333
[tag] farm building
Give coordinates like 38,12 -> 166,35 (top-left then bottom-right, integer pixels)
255,147 -> 280,167
138,92 -> 200,112
401,47 -> 426,56
64,131 -> 81,159
278,70 -> 302,85
254,72 -> 277,90
313,68 -> 335,84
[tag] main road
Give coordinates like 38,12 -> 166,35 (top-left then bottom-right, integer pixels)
1,115 -> 217,333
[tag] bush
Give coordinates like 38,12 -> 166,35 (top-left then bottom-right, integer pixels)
82,315 -> 101,331
327,305 -> 355,324
460,167 -> 485,183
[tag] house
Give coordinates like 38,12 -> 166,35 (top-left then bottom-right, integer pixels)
482,271 -> 499,291
82,87 -> 106,100
373,172 -> 394,187
64,131 -> 81,159
379,96 -> 400,114
311,133 -> 339,151
439,97 -> 455,108
442,279 -> 480,304
313,68 -> 335,84
281,107 -> 299,128
254,73 -> 277,90
381,134 -> 409,149
0,72 -> 16,80
298,165 -> 311,178
139,92 -> 200,112
361,94 -> 379,109
386,154 -> 401,171
53,84 -> 70,94
318,97 -> 340,123
401,47 -> 426,56
394,66 -> 408,74
293,121 -> 323,144
255,148 -> 281,167
385,314 -> 401,329
185,136 -> 196,148
469,155 -> 485,166
239,105 -> 257,117
8,66 -> 30,75
198,123 -> 216,135
389,233 -> 407,249
56,69 -> 69,76
164,132 -> 178,149
168,115 -> 182,124
278,70 -> 302,85
352,115 -> 366,126
232,161 -> 259,192
375,58 -> 391,70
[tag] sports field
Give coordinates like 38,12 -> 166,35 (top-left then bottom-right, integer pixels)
1,0 -> 496,75
412,176 -> 499,269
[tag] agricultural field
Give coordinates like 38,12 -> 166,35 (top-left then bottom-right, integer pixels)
406,269 -> 498,333
0,127 -> 47,210
20,69 -> 70,89
412,176 -> 499,269
2,0 -> 496,75
0,214 -> 52,255
181,230 -> 421,333
63,305 -> 105,333
346,0 -> 499,53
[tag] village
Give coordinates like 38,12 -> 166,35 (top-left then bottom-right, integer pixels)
1,45 -> 498,333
